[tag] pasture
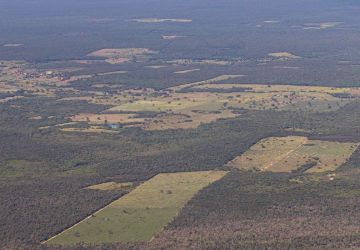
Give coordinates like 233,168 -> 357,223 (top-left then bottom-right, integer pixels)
58,83 -> 360,132
131,18 -> 192,23
268,52 -> 301,59
45,171 -> 228,245
227,136 -> 358,173
87,48 -> 156,64
85,182 -> 133,191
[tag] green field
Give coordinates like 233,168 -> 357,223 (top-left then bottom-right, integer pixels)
45,171 -> 227,245
227,136 -> 358,173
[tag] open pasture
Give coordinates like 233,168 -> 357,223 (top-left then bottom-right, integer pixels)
131,18 -> 192,23
268,52 -> 301,59
143,110 -> 237,130
107,99 -> 200,112
303,22 -> 341,30
60,126 -> 118,134
60,83 -> 360,132
227,136 -> 358,173
70,113 -> 145,125
175,83 -> 354,112
87,48 -> 156,64
45,171 -> 227,245
85,182 -> 133,191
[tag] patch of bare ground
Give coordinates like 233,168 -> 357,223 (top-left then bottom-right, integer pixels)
88,48 -> 157,64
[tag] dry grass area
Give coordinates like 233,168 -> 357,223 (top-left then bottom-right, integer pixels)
0,82 -> 19,93
145,65 -> 168,69
175,83 -> 354,112
303,22 -> 341,30
84,182 -> 133,191
174,69 -> 200,74
97,71 -> 128,76
70,113 -> 145,125
88,48 -> 157,64
144,110 -> 237,130
6,57 -> 356,133
170,74 -> 246,91
0,61 -> 87,99
60,126 -> 118,134
131,18 -> 192,23
59,82 -> 360,132
168,59 -> 235,66
45,171 -> 227,245
227,136 -> 358,173
3,43 -> 23,47
268,52 -> 301,59
162,35 -> 185,40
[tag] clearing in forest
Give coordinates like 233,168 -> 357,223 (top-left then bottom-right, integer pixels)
131,18 -> 192,23
227,136 -> 358,173
174,69 -> 200,74
268,52 -> 301,60
45,171 -> 228,245
88,48 -> 157,64
303,22 -> 341,30
71,113 -> 146,124
84,182 -> 133,191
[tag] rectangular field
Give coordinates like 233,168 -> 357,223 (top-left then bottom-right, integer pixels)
227,136 -> 358,173
45,171 -> 227,245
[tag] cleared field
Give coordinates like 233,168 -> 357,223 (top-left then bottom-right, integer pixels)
227,136 -> 308,171
97,71 -> 128,76
45,171 -> 227,245
174,69 -> 200,74
71,113 -> 145,124
175,83 -> 353,112
170,74 -> 246,91
143,110 -> 237,130
88,48 -> 156,64
3,43 -> 23,47
60,126 -> 118,134
85,182 -> 133,191
227,136 -> 358,173
108,99 -> 204,112
268,52 -> 301,59
131,18 -> 192,23
162,35 -> 186,40
303,22 -> 341,29
168,59 -> 234,66
60,83 -> 358,132
289,141 -> 358,173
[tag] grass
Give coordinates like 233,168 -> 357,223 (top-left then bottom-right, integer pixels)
45,171 -> 228,245
108,100 -> 202,112
227,136 -> 307,171
57,84 -> 358,132
268,52 -> 301,59
84,182 -> 133,191
131,18 -> 192,23
71,113 -> 145,124
227,136 -> 358,173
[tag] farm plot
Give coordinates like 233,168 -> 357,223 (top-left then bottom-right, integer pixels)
131,18 -> 192,23
87,48 -> 157,64
177,83 -> 354,112
84,182 -> 133,191
227,136 -> 358,173
45,171 -> 227,245
70,113 -> 146,125
59,84 -> 360,132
